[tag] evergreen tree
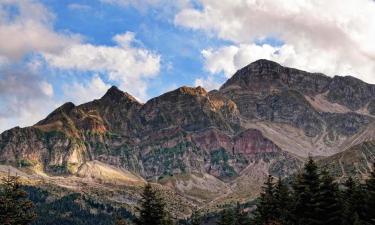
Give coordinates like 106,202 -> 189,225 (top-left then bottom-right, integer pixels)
218,208 -> 234,225
292,158 -> 320,225
115,217 -> 128,225
364,163 -> 375,224
342,177 -> 366,225
136,183 -> 170,225
189,210 -> 202,225
0,173 -> 36,225
273,177 -> 293,225
316,170 -> 342,225
233,202 -> 249,225
253,175 -> 277,225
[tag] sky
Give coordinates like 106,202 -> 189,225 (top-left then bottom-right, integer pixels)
0,0 -> 375,132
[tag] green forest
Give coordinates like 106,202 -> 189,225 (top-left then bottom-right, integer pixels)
1,159 -> 374,225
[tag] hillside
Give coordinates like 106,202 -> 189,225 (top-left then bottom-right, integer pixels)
0,59 -> 374,212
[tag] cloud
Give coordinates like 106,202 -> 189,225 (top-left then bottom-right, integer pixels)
67,3 -> 92,11
194,75 -> 221,91
43,32 -> 161,101
0,68 -> 56,132
63,75 -> 111,105
175,0 -> 375,84
0,0 -> 80,61
101,0 -> 190,9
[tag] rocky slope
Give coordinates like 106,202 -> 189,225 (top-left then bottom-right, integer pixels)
1,59 -> 374,207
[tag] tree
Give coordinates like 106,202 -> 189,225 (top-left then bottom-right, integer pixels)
364,163 -> 375,224
316,170 -> 342,225
342,177 -> 366,225
273,177 -> 293,225
115,217 -> 128,225
218,207 -> 234,225
189,210 -> 202,225
253,175 -> 277,225
136,183 -> 171,225
0,173 -> 36,225
292,158 -> 320,225
233,202 -> 249,225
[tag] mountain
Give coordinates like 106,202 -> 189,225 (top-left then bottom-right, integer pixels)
1,59 -> 375,214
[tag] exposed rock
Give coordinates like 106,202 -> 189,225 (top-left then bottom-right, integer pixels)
1,59 -> 375,205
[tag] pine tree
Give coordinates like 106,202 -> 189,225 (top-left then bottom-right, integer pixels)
218,208 -> 234,225
316,169 -> 342,225
364,163 -> 375,224
115,217 -> 128,225
233,202 -> 249,225
0,173 -> 36,225
136,183 -> 170,225
342,177 -> 366,225
273,177 -> 293,225
292,158 -> 320,225
190,210 -> 202,225
253,175 -> 277,225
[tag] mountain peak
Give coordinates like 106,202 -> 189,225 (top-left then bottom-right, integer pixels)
101,86 -> 138,103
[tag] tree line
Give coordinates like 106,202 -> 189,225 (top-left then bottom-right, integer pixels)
245,158 -> 375,225
1,158 -> 375,225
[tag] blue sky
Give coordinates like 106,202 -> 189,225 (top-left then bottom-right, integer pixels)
38,0 -> 230,99
0,0 -> 374,132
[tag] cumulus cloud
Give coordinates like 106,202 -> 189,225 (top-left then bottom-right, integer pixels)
0,68 -> 56,132
43,32 -> 161,101
101,0 -> 190,10
194,75 -> 221,91
63,75 -> 111,105
175,0 -> 375,84
0,0 -> 80,61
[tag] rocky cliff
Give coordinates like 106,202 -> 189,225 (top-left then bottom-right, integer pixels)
1,59 -> 374,205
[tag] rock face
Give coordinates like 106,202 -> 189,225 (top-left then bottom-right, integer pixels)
1,59 -> 375,202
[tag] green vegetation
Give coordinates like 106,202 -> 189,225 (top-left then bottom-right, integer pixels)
0,173 -> 36,225
134,183 -> 172,225
210,148 -> 237,177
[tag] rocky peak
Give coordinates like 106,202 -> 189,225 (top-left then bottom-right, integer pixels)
101,86 -> 139,104
220,59 -> 331,96
173,86 -> 207,97
36,102 -> 75,125
327,76 -> 375,110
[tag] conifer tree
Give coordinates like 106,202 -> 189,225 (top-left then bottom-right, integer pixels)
292,158 -> 320,225
364,163 -> 375,224
136,183 -> 170,225
0,173 -> 36,225
273,177 -> 292,225
115,217 -> 128,225
316,169 -> 342,225
253,175 -> 277,225
233,202 -> 249,225
218,208 -> 234,225
342,177 -> 366,225
190,210 -> 202,225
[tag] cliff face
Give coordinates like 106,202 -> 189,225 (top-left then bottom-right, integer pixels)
1,59 -> 374,202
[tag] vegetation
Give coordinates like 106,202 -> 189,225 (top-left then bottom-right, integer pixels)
135,183 -> 173,225
0,173 -> 36,225
214,159 -> 375,225
2,158 -> 375,225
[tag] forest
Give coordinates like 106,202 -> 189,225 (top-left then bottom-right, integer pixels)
0,158 -> 374,225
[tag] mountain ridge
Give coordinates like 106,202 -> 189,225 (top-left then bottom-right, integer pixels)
1,59 -> 374,208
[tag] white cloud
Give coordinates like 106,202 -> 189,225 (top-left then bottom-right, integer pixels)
63,75 -> 111,105
67,3 -> 92,11
194,75 -> 221,91
0,69 -> 56,132
0,0 -> 80,61
101,0 -> 190,10
43,32 -> 161,101
175,0 -> 375,84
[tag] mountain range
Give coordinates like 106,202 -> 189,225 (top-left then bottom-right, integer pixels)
1,59 -> 374,216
